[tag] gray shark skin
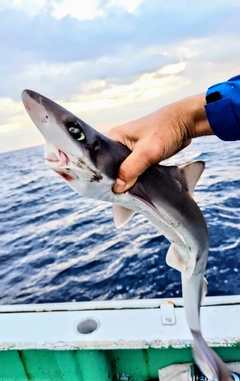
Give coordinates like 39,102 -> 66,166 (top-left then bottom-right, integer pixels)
22,89 -> 232,381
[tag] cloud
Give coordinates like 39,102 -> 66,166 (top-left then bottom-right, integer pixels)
1,0 -> 240,152
2,0 -> 146,19
62,62 -> 188,113
0,98 -> 25,125
107,0 -> 145,13
0,0 -> 47,16
1,0 -> 239,71
0,0 -> 238,102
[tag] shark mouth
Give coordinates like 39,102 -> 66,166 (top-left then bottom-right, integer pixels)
44,149 -> 69,166
44,148 -> 74,182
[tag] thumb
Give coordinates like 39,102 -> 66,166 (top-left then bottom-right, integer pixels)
113,143 -> 161,193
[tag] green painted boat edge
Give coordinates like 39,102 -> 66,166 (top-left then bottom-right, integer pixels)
0,347 -> 240,381
0,296 -> 240,380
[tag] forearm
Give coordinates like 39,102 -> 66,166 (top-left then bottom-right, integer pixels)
175,93 -> 214,139
108,75 -> 240,193
163,93 -> 214,143
166,73 -> 240,142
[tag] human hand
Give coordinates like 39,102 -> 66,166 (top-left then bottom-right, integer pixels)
107,93 -> 212,193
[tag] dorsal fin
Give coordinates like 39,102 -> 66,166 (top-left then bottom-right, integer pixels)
168,161 -> 205,195
178,161 -> 205,195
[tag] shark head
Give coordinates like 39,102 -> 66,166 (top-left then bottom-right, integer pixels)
22,90 -> 130,200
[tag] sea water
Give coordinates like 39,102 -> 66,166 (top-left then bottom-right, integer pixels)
0,136 -> 240,304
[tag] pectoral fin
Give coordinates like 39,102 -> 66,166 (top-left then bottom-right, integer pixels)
112,205 -> 135,229
166,244 -> 195,277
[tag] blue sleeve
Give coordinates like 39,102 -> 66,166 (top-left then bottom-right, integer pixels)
204,74 -> 240,141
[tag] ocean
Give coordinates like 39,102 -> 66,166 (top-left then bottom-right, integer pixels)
0,136 -> 240,305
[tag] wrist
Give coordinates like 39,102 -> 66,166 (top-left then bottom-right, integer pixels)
178,93 -> 215,140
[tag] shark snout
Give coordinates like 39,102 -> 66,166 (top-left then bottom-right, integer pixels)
22,89 -> 72,155
22,89 -> 50,131
22,89 -> 44,113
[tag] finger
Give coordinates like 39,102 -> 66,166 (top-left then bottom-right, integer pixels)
113,143 -> 162,193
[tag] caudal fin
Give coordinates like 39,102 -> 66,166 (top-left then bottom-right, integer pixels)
192,330 -> 232,381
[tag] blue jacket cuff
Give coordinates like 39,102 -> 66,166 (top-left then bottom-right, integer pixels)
204,75 -> 240,141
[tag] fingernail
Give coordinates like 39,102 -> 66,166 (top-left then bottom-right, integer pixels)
113,178 -> 126,192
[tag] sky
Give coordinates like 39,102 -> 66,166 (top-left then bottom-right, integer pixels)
0,0 -> 240,153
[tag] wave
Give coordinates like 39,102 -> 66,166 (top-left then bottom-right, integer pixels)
0,137 -> 240,304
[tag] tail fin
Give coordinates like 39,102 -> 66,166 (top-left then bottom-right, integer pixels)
191,330 -> 232,381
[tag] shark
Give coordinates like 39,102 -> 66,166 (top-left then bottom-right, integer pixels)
22,89 -> 233,381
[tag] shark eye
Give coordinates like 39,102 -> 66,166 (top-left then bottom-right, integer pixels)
68,125 -> 86,142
